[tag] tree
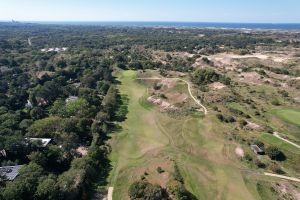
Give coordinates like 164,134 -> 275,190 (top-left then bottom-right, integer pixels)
27,116 -> 62,137
35,175 -> 59,200
65,98 -> 93,118
30,107 -> 46,120
57,168 -> 85,199
28,151 -> 47,167
0,171 -> 6,187
49,99 -> 67,117
2,163 -> 45,200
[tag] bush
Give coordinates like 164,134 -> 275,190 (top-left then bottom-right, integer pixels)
238,119 -> 248,128
264,126 -> 273,134
254,159 -> 266,168
157,167 -> 165,174
265,146 -> 285,161
128,181 -> 167,200
270,163 -> 285,174
191,68 -> 230,86
244,153 -> 253,162
167,180 -> 197,200
271,99 -> 280,106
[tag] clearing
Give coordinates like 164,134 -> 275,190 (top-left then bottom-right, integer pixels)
108,70 -> 270,200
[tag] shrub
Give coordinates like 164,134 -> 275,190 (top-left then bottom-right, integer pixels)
244,153 -> 253,162
238,119 -> 248,128
271,99 -> 280,106
254,159 -> 266,168
265,146 -> 285,161
128,181 -> 167,200
270,163 -> 285,174
157,167 -> 165,174
167,180 -> 197,200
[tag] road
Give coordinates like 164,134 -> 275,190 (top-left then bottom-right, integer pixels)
136,77 -> 208,115
273,132 -> 300,149
264,172 -> 300,183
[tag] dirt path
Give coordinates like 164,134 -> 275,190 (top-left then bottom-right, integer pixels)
136,77 -> 208,115
273,132 -> 300,149
28,37 -> 32,46
107,187 -> 113,200
264,172 -> 300,183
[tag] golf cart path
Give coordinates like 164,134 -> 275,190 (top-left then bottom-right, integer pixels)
273,132 -> 300,149
107,187 -> 113,200
137,77 -> 208,115
264,172 -> 300,183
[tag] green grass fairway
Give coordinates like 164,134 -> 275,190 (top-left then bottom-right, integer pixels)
108,70 -> 267,200
260,133 -> 300,155
275,109 -> 300,127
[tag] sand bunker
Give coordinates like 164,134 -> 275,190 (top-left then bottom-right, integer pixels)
147,96 -> 178,111
235,147 -> 245,158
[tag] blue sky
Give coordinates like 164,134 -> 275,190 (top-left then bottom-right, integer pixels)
0,0 -> 299,23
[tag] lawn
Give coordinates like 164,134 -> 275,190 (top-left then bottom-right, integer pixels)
275,109 -> 300,127
108,70 -> 272,200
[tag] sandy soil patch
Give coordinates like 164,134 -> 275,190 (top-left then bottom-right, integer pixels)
147,96 -> 178,112
160,79 -> 177,89
272,182 -> 300,200
166,92 -> 189,104
76,146 -> 88,157
209,82 -> 226,90
36,71 -> 55,79
235,147 -> 245,158
245,121 -> 261,130
239,72 -> 262,84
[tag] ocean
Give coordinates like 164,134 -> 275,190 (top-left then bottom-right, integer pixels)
30,21 -> 300,30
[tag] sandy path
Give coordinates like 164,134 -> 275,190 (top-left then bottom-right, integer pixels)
136,77 -> 208,115
28,37 -> 32,46
107,187 -> 113,200
264,173 -> 300,183
273,132 -> 300,149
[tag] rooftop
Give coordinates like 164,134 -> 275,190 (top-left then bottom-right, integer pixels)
250,145 -> 264,153
0,165 -> 23,181
28,138 -> 52,147
66,96 -> 79,103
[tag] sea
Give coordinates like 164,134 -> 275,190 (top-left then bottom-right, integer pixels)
3,21 -> 300,30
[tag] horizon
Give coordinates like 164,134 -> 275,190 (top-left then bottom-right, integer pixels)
3,20 -> 300,24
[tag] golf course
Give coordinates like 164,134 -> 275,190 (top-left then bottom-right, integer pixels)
108,70 -> 263,200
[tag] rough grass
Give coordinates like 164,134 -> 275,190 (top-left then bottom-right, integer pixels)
108,70 -> 271,200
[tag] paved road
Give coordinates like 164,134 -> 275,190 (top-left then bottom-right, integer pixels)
264,172 -> 300,183
273,132 -> 300,149
137,77 -> 208,115
107,187 -> 113,200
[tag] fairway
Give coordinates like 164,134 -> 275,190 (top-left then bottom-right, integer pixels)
275,109 -> 300,127
108,70 -> 262,200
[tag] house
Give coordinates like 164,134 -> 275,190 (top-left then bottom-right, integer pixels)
0,165 -> 23,181
66,96 -> 78,103
25,100 -> 33,109
27,138 -> 52,148
0,149 -> 7,157
250,145 -> 264,155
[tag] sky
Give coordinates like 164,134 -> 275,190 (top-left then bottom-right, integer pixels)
0,0 -> 300,23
